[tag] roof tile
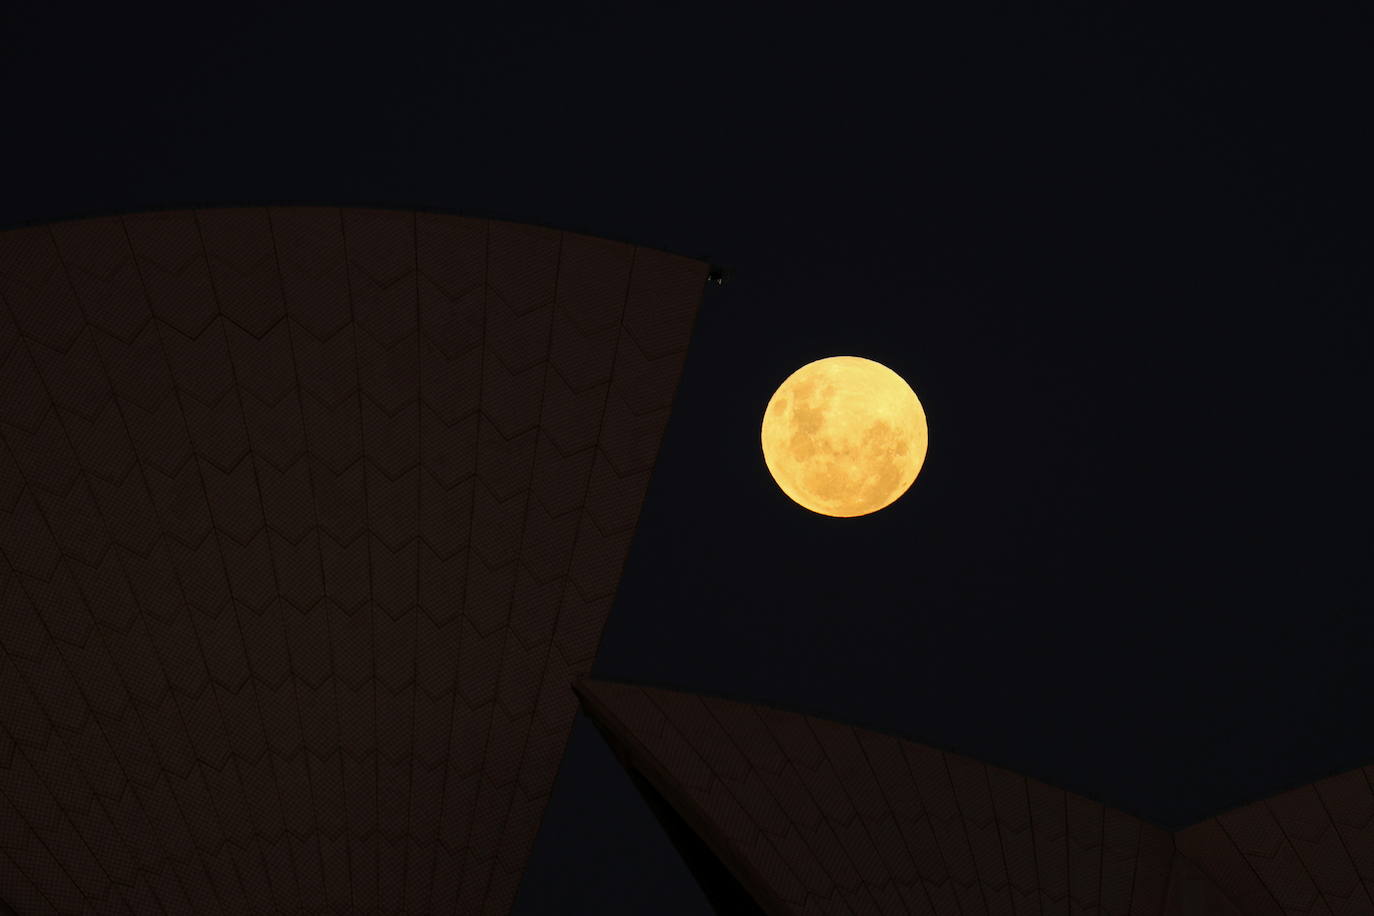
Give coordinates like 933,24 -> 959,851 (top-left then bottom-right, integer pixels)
215,530 -> 276,612
228,839 -> 277,913
87,473 -> 159,553
1,209 -> 707,914
196,759 -> 255,847
49,218 -> 150,342
292,323 -> 357,407
13,640 -> 91,732
136,688 -> 195,779
0,227 -> 86,353
507,569 -> 565,650
582,455 -> 651,537
5,407 -> 81,495
312,459 -> 366,546
465,546 -> 519,636
420,408 -> 478,497
123,213 -> 218,337
66,548 -> 136,634
475,417 -> 538,502
417,541 -> 466,626
56,635 -> 129,720
420,469 -> 474,559
487,221 -> 560,318
0,342 -> 50,434
369,536 -> 418,617
315,830 -> 353,910
159,320 -> 236,407
419,332 -> 483,424
597,391 -> 670,476
373,609 -> 414,694
182,394 -> 250,471
181,683 -> 229,770
276,597 -> 329,687
204,840 -> 254,913
61,400 -> 135,483
355,329 -> 418,414
92,321 -> 173,415
133,773 -> 196,860
456,625 -> 504,709
0,571 -> 48,661
197,207 -> 287,339
365,463 -> 417,551
306,749 -> 347,837
415,213 -> 486,301
29,329 -> 112,421
91,706 -> 159,789
200,456 -> 263,544
269,208 -> 351,340
142,461 -> 211,545
269,528 -> 324,609
65,714 -> 124,800
258,678 -> 303,757
261,830 -> 303,912
621,248 -> 706,360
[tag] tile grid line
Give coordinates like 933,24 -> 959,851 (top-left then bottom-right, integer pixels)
801,713 -> 917,914
465,243 -> 638,908
475,228 -> 565,914
104,215 -> 294,911
1210,815 -> 1289,915
939,752 -> 996,915
1260,794 -> 1333,911
1121,811 -> 1142,916
896,743 -> 967,916
336,207 -> 380,911
0,559 -> 121,912
400,208 -> 422,913
105,216 -> 259,909
1012,774 -> 1045,915
0,237 -> 181,912
741,702 -> 861,907
195,208 -> 327,912
1062,782 -> 1070,914
850,729 -> 943,915
422,216 -> 490,909
1308,773 -> 1374,908
697,695 -> 839,910
1353,769 -> 1374,906
263,205 -> 349,906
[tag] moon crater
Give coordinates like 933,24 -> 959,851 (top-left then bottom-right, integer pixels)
761,356 -> 927,517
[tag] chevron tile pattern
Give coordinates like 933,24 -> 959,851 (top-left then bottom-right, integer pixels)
576,679 -> 1183,915
1175,767 -> 1374,916
0,208 -> 707,914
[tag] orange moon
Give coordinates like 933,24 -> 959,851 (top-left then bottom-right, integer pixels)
760,356 -> 928,517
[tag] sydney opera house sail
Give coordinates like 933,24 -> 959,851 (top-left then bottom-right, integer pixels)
0,208 -> 707,914
578,679 -> 1374,916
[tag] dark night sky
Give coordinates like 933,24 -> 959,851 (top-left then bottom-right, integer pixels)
2,4 -> 1370,913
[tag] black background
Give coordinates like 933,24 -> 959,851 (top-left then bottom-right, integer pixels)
2,4 -> 1370,913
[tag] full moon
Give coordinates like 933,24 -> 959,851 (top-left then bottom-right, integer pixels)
761,356 -> 927,517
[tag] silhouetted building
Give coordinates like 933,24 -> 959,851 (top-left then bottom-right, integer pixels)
577,678 -> 1374,915
0,208 -> 706,913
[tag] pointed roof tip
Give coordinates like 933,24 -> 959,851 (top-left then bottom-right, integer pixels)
0,209 -> 709,915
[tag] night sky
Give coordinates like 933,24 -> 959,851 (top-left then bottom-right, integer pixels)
3,4 -> 1369,913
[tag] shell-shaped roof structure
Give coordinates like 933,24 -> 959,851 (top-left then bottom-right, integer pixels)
578,678 -> 1374,915
0,207 -> 706,914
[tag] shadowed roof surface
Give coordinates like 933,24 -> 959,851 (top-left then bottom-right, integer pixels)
578,678 -> 1374,915
0,207 -> 706,914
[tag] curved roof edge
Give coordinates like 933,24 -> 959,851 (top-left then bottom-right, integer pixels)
581,674 -> 1157,826
579,677 -> 1374,915
0,201 -> 724,274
